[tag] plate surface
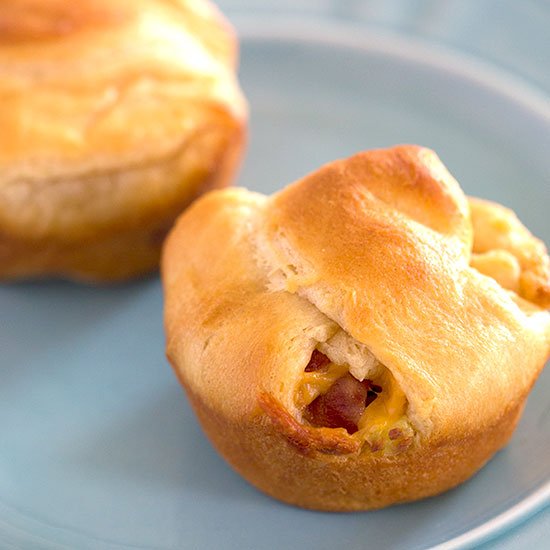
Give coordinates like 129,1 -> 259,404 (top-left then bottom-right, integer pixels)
1,21 -> 549,550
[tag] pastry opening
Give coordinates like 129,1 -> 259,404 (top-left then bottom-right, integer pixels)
296,349 -> 413,454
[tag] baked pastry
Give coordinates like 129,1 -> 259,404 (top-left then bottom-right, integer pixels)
162,145 -> 550,511
0,0 -> 246,281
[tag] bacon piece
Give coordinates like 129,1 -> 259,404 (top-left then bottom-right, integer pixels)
304,349 -> 331,372
306,374 -> 368,434
388,428 -> 402,440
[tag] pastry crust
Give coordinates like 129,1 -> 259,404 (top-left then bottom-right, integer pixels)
162,145 -> 550,511
0,0 -> 246,281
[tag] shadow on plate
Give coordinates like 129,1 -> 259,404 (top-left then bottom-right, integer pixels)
0,277 -> 158,382
64,383 -> 263,504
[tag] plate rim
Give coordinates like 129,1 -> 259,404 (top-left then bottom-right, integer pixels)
233,14 -> 550,124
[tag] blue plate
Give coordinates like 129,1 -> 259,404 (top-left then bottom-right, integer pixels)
1,19 -> 548,550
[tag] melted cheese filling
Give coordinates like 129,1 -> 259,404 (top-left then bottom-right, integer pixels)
296,355 -> 412,453
357,370 -> 406,432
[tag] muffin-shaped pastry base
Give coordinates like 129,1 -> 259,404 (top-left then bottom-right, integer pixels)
163,145 -> 550,510
186,387 -> 523,511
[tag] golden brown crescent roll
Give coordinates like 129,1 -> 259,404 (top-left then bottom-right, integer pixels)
0,0 -> 246,281
162,145 -> 550,511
